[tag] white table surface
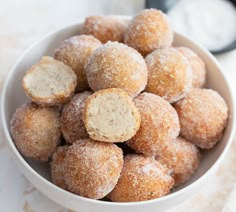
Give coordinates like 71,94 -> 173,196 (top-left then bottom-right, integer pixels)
1,0 -> 236,211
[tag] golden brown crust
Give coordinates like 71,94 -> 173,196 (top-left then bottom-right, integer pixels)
54,35 -> 102,92
85,41 -> 147,97
22,56 -> 77,106
82,15 -> 129,43
61,91 -> 92,144
156,137 -> 200,185
108,154 -> 174,202
174,89 -> 228,149
127,92 -> 180,156
84,88 -> 141,142
64,139 -> 123,199
124,9 -> 173,56
10,102 -> 61,161
50,146 -> 69,189
176,47 -> 206,88
145,48 -> 192,103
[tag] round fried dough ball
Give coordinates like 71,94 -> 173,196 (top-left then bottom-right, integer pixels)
85,41 -> 147,97
156,137 -> 200,185
82,15 -> 129,43
145,48 -> 192,103
22,56 -> 77,106
54,35 -> 102,91
84,88 -> 141,143
10,102 -> 61,161
64,139 -> 123,199
124,9 -> 173,56
174,89 -> 228,149
108,154 -> 174,202
61,91 -> 92,144
50,146 -> 68,189
177,47 -> 206,88
127,92 -> 180,156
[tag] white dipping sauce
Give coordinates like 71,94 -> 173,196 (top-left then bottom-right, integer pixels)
168,0 -> 236,51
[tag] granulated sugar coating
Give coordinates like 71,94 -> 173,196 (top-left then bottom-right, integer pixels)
145,48 -> 192,103
50,146 -> 69,189
10,102 -> 61,161
108,154 -> 174,202
124,9 -> 173,56
85,41 -> 147,97
177,47 -> 206,88
64,139 -> 123,199
54,35 -> 102,92
61,91 -> 92,144
156,137 -> 200,185
127,92 -> 180,156
82,15 -> 129,43
174,89 -> 228,149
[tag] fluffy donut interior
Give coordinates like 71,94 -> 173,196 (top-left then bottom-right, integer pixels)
86,92 -> 137,141
24,58 -> 76,97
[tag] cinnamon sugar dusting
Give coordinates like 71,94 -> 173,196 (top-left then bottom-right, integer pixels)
82,15 -> 129,43
85,41 -> 147,97
174,89 -> 228,149
54,35 -> 102,92
177,47 -> 206,88
10,102 -> 61,161
64,139 -> 123,199
61,91 -> 92,144
124,9 -> 173,56
50,146 -> 69,189
127,92 -> 180,156
156,137 -> 201,185
108,154 -> 174,202
145,48 -> 192,103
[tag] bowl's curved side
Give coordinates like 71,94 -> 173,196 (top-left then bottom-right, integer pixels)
1,20 -> 235,212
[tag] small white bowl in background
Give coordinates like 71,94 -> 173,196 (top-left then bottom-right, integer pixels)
1,18 -> 235,212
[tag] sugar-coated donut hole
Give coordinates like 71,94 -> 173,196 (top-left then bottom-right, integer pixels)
85,41 -> 148,97
145,48 -> 192,103
10,102 -> 61,161
176,47 -> 206,88
22,56 -> 77,106
82,15 -> 129,43
54,35 -> 102,92
174,89 -> 228,149
61,91 -> 92,144
108,154 -> 174,202
50,146 -> 69,189
124,9 -> 173,56
63,139 -> 123,199
127,92 -> 180,156
156,137 -> 201,186
84,88 -> 141,143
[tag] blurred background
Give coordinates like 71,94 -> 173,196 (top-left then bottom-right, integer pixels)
0,0 -> 236,211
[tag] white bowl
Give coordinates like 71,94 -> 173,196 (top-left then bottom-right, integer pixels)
1,18 -> 235,212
